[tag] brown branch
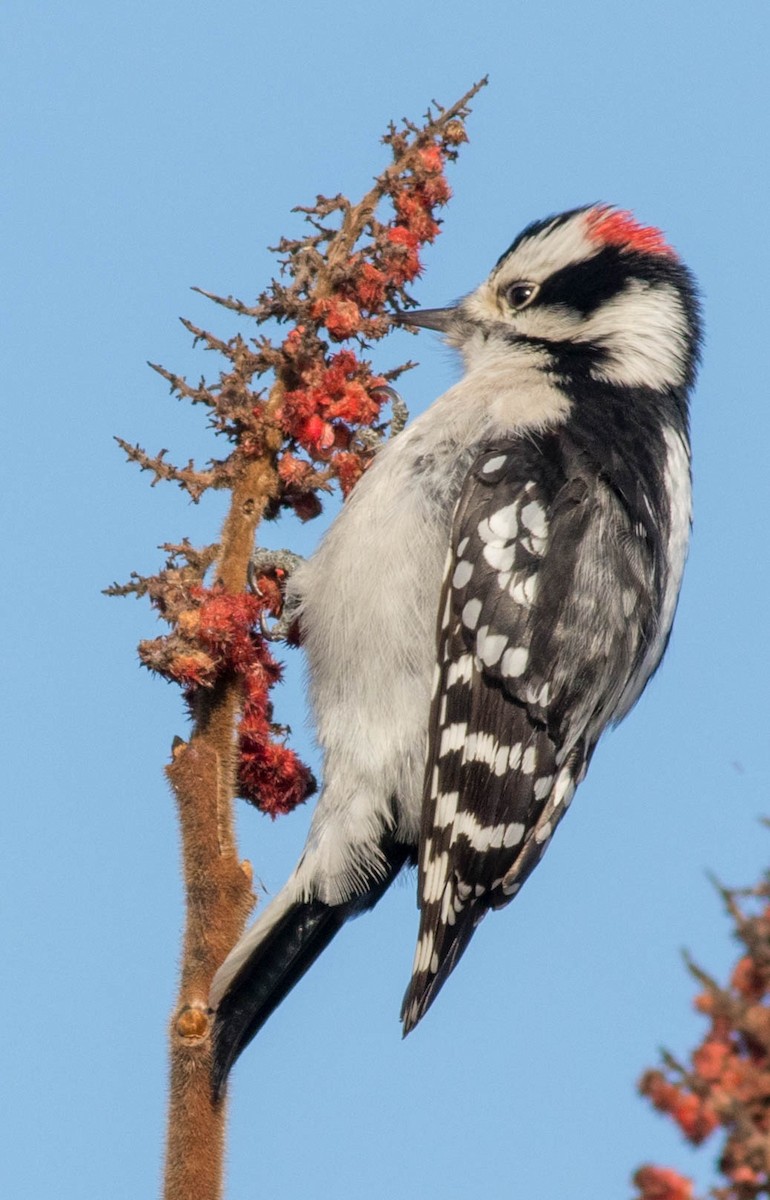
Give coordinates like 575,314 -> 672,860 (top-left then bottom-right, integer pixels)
115,438 -> 216,501
149,361 -> 218,405
324,79 -> 487,271
163,739 -> 252,1199
162,451 -> 281,1200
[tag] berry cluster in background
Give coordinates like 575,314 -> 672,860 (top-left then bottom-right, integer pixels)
633,869 -> 770,1200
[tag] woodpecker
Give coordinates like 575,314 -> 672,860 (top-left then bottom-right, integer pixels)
210,205 -> 700,1092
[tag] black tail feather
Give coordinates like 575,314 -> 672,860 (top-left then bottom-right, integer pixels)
400,903 -> 483,1036
212,841 -> 415,1097
212,900 -> 344,1099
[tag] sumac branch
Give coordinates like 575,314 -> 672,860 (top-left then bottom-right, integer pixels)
108,79 -> 487,1200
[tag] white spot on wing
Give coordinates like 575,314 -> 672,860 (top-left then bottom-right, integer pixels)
414,931 -> 434,973
423,851 -> 449,902
503,822 -> 525,848
477,629 -> 508,667
464,731 -> 497,767
501,646 -> 529,676
452,811 -> 516,853
533,774 -> 554,800
435,790 -> 460,827
439,722 -> 467,757
440,883 -> 456,926
510,573 -> 538,606
535,819 -> 552,844
462,598 -> 482,630
488,502 -> 519,538
552,766 -> 576,808
446,654 -> 474,687
476,517 -> 503,545
483,543 -> 516,572
520,500 -> 547,538
453,560 -> 474,588
522,533 -> 546,557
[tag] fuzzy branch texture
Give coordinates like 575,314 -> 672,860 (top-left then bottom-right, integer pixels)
631,857 -> 770,1200
108,79 -> 487,1200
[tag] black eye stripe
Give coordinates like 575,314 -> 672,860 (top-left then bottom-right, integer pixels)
536,245 -> 694,317
536,248 -> 627,315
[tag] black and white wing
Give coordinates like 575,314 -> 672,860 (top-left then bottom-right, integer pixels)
401,434 -> 660,1033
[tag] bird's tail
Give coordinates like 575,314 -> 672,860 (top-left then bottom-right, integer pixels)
400,891 -> 484,1036
210,844 -> 412,1097
210,889 -> 346,1098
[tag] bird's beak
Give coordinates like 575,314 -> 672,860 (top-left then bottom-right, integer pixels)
396,306 -> 457,332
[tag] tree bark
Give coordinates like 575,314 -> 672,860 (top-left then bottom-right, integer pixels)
162,458 -> 279,1200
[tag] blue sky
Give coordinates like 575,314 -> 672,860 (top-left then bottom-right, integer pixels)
3,2 -> 769,1197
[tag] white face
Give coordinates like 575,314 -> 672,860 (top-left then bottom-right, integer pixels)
454,210 -> 692,392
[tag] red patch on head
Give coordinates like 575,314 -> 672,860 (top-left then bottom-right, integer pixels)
586,206 -> 677,259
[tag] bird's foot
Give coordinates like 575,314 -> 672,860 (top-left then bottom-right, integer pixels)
356,385 -> 409,450
248,548 -> 306,641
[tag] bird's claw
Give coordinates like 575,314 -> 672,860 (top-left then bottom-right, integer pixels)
358,385 -> 409,450
248,548 -> 305,642
372,384 -> 409,435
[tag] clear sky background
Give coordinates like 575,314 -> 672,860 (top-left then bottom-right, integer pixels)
3,2 -> 769,1197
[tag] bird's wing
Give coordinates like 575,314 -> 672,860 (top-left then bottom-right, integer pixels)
401,434 -> 656,1032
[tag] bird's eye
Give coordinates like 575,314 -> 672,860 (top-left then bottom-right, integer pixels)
505,282 -> 539,310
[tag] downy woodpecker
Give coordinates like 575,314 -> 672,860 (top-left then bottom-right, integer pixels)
210,205 -> 700,1092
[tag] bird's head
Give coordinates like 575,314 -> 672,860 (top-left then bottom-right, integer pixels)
400,205 -> 701,395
